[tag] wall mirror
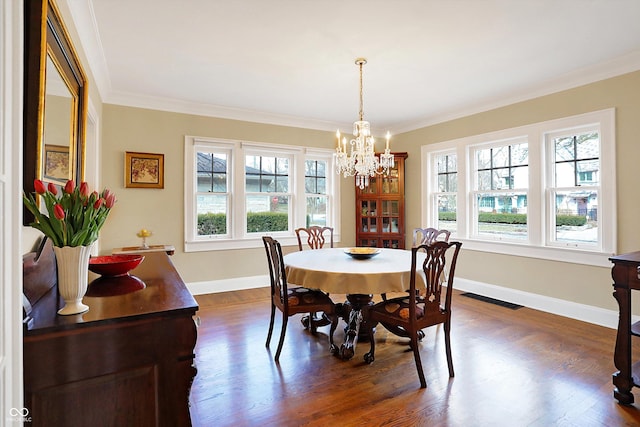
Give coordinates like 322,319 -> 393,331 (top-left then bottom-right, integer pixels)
24,0 -> 88,224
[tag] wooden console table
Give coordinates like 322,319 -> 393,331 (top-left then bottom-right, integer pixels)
23,244 -> 198,426
610,251 -> 640,404
112,244 -> 176,256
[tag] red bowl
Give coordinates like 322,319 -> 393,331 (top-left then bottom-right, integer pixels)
88,254 -> 145,277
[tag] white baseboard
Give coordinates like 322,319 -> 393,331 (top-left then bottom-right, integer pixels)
453,278 -> 636,329
186,275 -> 634,330
187,275 -> 269,295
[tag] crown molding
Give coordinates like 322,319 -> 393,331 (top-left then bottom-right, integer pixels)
393,49 -> 640,134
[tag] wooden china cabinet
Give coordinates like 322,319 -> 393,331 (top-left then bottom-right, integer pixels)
355,152 -> 407,249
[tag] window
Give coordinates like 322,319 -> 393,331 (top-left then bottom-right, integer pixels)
304,159 -> 329,227
421,109 -> 615,266
548,130 -> 600,247
196,149 -> 230,237
185,137 -> 339,251
472,140 -> 529,241
245,154 -> 291,233
431,152 -> 458,233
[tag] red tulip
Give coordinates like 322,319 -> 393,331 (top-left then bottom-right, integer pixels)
104,190 -> 116,208
53,204 -> 65,220
79,181 -> 89,197
47,182 -> 58,195
93,198 -> 103,209
34,179 -> 46,194
64,180 -> 75,194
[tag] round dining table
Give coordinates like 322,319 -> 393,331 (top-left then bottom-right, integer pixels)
284,247 -> 426,359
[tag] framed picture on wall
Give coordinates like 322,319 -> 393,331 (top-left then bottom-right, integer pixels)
124,151 -> 164,189
43,144 -> 70,183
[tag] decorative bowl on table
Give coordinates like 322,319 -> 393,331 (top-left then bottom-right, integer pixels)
344,247 -> 381,260
88,254 -> 145,277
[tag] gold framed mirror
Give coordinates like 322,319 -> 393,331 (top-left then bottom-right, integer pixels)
23,0 -> 88,224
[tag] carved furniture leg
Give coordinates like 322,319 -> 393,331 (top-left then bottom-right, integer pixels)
613,287 -> 634,404
337,294 -> 373,360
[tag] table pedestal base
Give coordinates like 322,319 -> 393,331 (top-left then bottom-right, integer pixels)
330,294 -> 374,360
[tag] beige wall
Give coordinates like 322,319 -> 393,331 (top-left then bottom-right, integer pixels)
393,70 -> 640,312
96,71 -> 640,313
98,105 -> 356,282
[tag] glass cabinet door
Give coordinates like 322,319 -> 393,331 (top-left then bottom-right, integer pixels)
381,200 -> 399,234
360,200 -> 377,233
362,177 -> 377,194
381,168 -> 400,195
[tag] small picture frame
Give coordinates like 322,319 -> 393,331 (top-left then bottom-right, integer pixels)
125,151 -> 164,189
43,144 -> 70,183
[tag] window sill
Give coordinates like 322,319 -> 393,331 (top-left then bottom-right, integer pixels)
458,238 -> 614,268
185,234 -> 341,252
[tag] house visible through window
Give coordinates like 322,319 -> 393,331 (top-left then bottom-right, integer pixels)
245,154 -> 291,233
196,151 -> 229,236
473,141 -> 529,241
550,131 -> 600,246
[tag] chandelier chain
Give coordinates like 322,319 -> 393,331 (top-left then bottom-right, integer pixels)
359,60 -> 364,122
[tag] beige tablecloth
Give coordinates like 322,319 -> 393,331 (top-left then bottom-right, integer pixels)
284,248 -> 426,294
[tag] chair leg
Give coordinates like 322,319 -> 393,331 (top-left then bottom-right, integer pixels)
444,320 -> 455,377
411,333 -> 427,388
309,311 -> 317,333
266,302 -> 276,347
328,312 -> 339,354
274,314 -> 288,362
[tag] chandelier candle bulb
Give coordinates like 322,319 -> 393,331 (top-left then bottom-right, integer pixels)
386,132 -> 390,150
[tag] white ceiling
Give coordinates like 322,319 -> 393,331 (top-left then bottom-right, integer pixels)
67,0 -> 640,134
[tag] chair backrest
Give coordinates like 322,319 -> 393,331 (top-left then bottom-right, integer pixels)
412,227 -> 450,247
262,236 -> 288,308
410,241 -> 462,318
295,226 -> 334,251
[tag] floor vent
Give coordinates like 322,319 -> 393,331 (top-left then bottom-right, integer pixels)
460,292 -> 523,310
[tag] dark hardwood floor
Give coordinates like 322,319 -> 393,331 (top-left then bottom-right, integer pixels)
190,288 -> 640,426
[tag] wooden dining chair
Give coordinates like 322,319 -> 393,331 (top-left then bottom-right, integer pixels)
262,236 -> 338,362
295,226 -> 334,251
381,227 -> 451,303
363,240 -> 462,388
294,226 -> 335,329
412,227 -> 451,246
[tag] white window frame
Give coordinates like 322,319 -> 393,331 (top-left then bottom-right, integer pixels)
429,150 -> 458,235
469,137 -> 530,242
303,154 -> 332,228
184,136 -> 340,251
421,109 -> 616,267
191,143 -> 233,240
243,148 -> 294,238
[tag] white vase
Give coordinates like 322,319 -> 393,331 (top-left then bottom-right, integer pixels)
53,244 -> 94,315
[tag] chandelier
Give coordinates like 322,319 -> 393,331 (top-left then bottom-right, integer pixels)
335,58 -> 394,189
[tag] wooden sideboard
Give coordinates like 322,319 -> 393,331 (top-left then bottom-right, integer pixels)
610,251 -> 640,404
23,241 -> 199,427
